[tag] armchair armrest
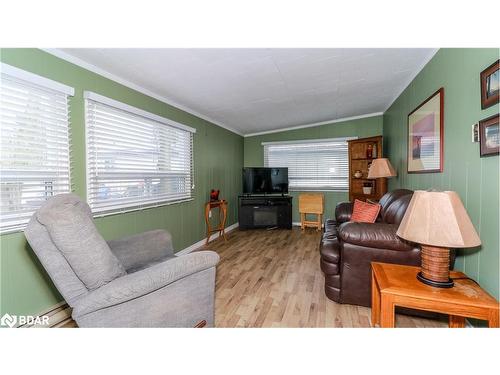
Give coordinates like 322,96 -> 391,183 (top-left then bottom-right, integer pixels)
107,229 -> 174,270
335,202 -> 353,224
338,222 -> 416,252
72,251 -> 220,318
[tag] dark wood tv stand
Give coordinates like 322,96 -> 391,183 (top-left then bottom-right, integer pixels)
238,195 -> 292,229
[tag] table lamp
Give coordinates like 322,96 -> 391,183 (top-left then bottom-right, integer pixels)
367,158 -> 397,179
396,190 -> 481,288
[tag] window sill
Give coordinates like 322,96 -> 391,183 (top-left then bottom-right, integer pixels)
0,198 -> 196,235
92,198 -> 195,218
0,227 -> 28,236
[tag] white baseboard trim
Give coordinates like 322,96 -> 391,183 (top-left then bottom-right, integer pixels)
292,221 -> 324,228
19,300 -> 72,328
174,222 -> 239,256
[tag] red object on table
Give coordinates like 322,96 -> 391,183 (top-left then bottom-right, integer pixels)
210,189 -> 220,201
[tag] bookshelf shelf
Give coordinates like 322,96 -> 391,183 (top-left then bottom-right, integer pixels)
347,136 -> 387,202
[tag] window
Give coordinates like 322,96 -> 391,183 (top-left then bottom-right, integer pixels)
0,63 -> 74,233
85,92 -> 195,216
263,137 -> 356,191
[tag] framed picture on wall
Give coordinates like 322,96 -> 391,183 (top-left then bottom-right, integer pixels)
472,123 -> 479,142
480,59 -> 499,109
479,114 -> 499,157
407,88 -> 444,173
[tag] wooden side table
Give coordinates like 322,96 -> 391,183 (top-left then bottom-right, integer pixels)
371,262 -> 499,328
298,193 -> 324,231
205,200 -> 228,245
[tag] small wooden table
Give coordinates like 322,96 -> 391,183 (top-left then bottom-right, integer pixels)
371,262 -> 499,328
204,200 -> 228,245
298,193 -> 324,231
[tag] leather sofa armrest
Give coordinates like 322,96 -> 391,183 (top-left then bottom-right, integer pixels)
335,202 -> 353,224
338,222 -> 417,252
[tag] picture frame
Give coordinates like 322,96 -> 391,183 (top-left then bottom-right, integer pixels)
480,59 -> 499,109
479,114 -> 499,157
407,88 -> 444,173
472,123 -> 479,143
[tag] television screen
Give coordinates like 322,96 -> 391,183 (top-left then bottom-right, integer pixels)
242,167 -> 288,194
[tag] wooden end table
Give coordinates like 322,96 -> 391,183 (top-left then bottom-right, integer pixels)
204,200 -> 228,245
371,262 -> 499,328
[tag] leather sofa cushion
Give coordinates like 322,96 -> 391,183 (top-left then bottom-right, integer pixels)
321,260 -> 339,275
324,284 -> 340,302
338,222 -> 416,251
335,202 -> 353,223
324,273 -> 340,287
320,238 -> 340,263
379,189 -> 413,219
383,194 -> 413,225
324,219 -> 337,234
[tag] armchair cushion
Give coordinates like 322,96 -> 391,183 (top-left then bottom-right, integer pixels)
36,194 -> 126,290
72,251 -> 220,318
107,229 -> 174,271
338,222 -> 416,252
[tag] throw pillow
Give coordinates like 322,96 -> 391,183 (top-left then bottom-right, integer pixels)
350,199 -> 381,223
37,194 -> 126,290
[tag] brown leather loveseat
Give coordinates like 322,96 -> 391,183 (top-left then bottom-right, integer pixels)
320,189 -> 425,307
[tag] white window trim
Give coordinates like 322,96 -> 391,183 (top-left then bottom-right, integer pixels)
1,66 -> 73,233
263,136 -> 357,193
0,63 -> 75,96
84,94 -> 195,217
91,198 -> 195,219
83,91 -> 196,134
261,137 -> 357,146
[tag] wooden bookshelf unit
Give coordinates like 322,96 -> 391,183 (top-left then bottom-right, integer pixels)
347,136 -> 387,202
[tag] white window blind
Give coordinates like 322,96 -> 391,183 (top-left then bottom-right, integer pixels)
263,137 -> 356,191
0,66 -> 72,233
85,93 -> 195,215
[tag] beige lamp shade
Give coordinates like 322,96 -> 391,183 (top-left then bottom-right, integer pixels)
367,158 -> 397,179
397,190 -> 481,248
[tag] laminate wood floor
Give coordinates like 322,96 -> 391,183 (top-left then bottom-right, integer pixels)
199,227 -> 447,328
61,227 -> 446,328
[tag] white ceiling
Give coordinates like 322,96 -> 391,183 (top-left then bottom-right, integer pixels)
55,48 -> 437,136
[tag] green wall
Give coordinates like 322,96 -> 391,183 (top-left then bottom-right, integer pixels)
243,115 -> 384,222
0,49 -> 244,316
2,48 -> 498,320
384,48 -> 499,299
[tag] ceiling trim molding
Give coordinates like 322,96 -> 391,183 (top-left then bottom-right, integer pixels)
40,48 -> 244,136
384,48 -> 439,112
244,112 -> 384,137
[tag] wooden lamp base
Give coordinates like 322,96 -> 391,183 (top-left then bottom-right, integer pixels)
417,245 -> 454,288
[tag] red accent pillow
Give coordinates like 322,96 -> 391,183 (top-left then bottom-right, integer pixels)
350,199 -> 381,223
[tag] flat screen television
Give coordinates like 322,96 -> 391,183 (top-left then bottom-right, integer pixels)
242,167 -> 288,194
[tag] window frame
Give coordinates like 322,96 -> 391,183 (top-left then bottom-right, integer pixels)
0,63 -> 74,234
84,91 -> 196,217
263,137 -> 357,192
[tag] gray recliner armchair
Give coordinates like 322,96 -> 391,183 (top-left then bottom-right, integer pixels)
25,194 -> 220,328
